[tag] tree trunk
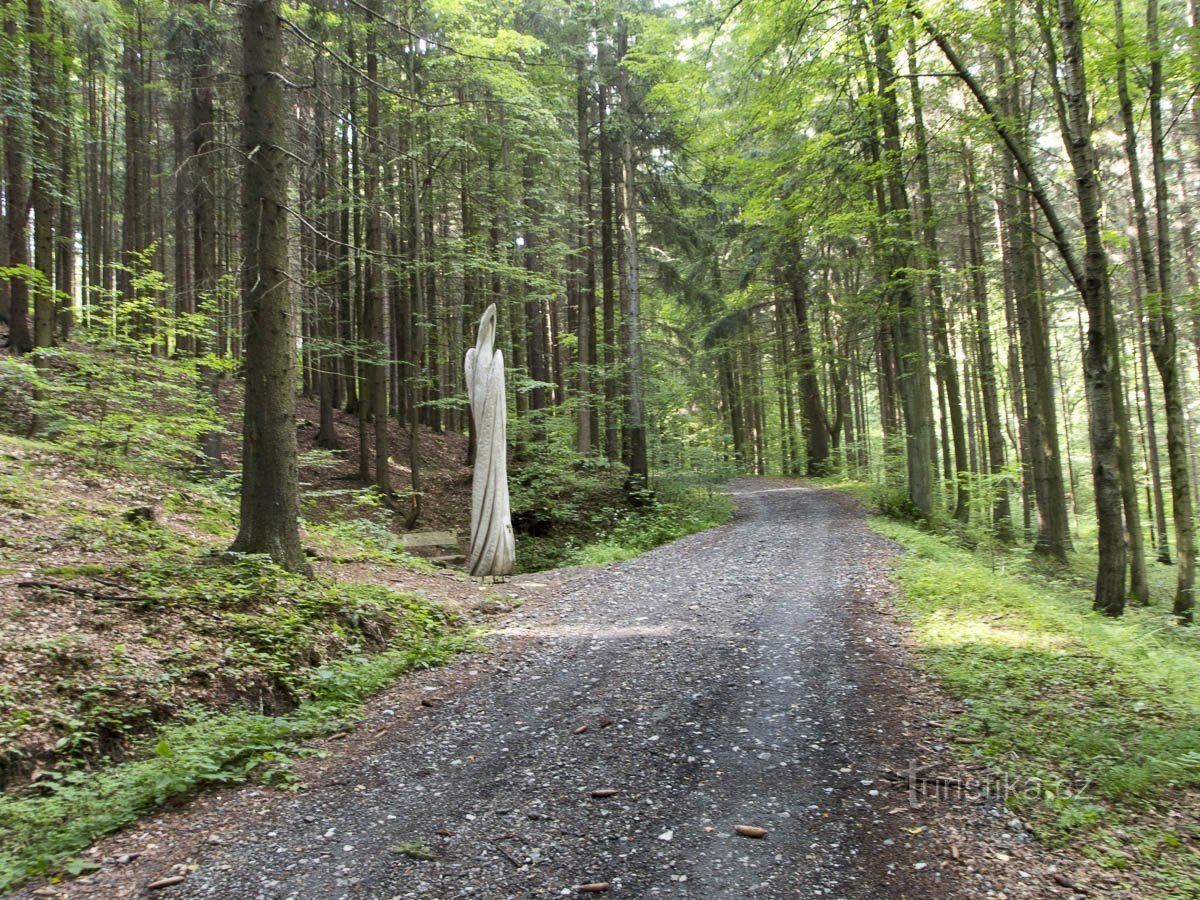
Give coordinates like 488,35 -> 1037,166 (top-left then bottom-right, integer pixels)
576,59 -> 594,455
788,258 -> 829,475
1145,0 -> 1196,620
1057,0 -> 1127,615
229,0 -> 310,575
872,3 -> 934,516
909,41 -> 968,520
618,21 -> 648,493
964,145 -> 1012,539
2,0 -> 32,352
598,77 -> 619,463
364,0 -> 390,496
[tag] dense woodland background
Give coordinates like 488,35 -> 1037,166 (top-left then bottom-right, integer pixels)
3,0 -> 1200,619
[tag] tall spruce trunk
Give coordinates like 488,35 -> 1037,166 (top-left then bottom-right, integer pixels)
2,0 -> 32,352
576,59 -> 594,455
230,0 -> 310,575
312,35 -> 339,451
119,10 -> 148,326
618,21 -> 648,493
28,0 -> 57,350
190,0 -> 223,469
598,78 -> 619,463
364,0 -> 391,496
788,258 -> 829,475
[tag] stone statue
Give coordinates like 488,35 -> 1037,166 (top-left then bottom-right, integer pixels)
465,304 -> 515,577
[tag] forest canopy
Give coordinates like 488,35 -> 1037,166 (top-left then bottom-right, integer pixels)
1,0 -> 1199,621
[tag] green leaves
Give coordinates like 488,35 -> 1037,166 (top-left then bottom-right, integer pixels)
0,581 -> 468,892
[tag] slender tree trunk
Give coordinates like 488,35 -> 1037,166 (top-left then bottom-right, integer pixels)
120,7 -> 148,331
364,0 -> 390,496
312,36 -> 339,451
521,154 -> 548,423
598,78 -> 619,463
965,146 -> 1012,539
1057,0 -> 1128,614
1134,280 -> 1171,563
55,25 -> 74,341
788,258 -> 830,475
909,41 -> 968,520
1145,0 -> 1196,620
576,59 -> 594,455
618,21 -> 648,493
2,0 -> 32,352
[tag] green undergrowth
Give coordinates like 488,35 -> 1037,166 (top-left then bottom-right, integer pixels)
0,624 -> 474,891
873,516 -> 1200,895
0,431 -> 477,891
513,464 -> 734,572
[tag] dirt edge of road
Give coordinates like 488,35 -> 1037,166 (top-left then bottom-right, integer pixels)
16,482 -> 1111,899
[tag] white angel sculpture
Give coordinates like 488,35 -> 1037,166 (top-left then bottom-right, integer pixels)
465,304 -> 515,577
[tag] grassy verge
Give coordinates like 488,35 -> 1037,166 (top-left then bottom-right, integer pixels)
0,433 -> 481,891
872,516 -> 1200,896
0,603 -> 475,892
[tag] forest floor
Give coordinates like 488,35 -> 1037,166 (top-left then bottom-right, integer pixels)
0,390 -> 483,795
9,480 -> 1129,899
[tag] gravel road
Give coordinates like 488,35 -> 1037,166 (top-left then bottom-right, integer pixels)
51,480 -> 955,899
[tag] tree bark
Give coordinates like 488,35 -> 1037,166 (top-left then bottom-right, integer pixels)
230,0 -> 310,575
2,0 -> 32,352
618,21 -> 648,493
909,41 -> 968,520
872,2 -> 935,516
788,258 -> 829,475
364,0 -> 391,496
598,75 -> 619,463
1144,0 -> 1196,620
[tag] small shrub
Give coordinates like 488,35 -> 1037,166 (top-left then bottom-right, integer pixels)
0,357 -> 37,437
868,482 -> 925,523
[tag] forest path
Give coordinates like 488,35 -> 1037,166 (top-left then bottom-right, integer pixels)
45,480 -> 960,899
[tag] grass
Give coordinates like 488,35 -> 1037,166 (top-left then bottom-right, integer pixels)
872,514 -> 1200,895
0,432 -> 481,891
0,613 -> 477,892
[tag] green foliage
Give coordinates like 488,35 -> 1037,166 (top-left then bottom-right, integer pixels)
867,482 -> 927,524
0,356 -> 38,437
876,517 -> 1200,891
511,440 -> 734,571
304,513 -> 436,572
390,840 -> 436,861
0,591 -> 474,892
9,252 -> 232,470
29,344 -> 224,470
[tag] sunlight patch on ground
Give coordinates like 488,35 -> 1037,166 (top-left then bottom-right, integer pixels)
490,621 -> 739,641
